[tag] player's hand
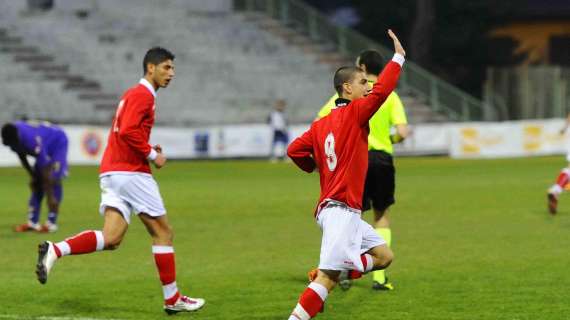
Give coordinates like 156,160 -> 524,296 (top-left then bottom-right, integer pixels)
388,29 -> 405,57
153,144 -> 163,153
153,152 -> 167,169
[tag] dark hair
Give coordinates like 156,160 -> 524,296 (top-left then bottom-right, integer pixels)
333,66 -> 364,95
1,123 -> 18,146
142,47 -> 175,74
356,50 -> 384,75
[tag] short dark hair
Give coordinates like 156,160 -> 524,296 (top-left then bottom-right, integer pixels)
142,47 -> 175,74
333,66 -> 364,95
356,50 -> 384,75
1,123 -> 18,146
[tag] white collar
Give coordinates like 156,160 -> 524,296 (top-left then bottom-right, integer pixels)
139,78 -> 157,98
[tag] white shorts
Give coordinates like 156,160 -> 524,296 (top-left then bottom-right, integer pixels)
317,204 -> 386,271
99,173 -> 166,224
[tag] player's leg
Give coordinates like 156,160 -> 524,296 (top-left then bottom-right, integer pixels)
277,131 -> 289,161
547,163 -> 570,214
289,270 -> 337,320
40,179 -> 62,233
35,207 -> 128,284
125,174 -> 204,313
42,148 -> 67,232
270,130 -> 278,162
368,151 -> 396,290
15,190 -> 43,232
138,214 -> 205,313
35,174 -> 131,284
290,205 -> 362,319
366,244 -> 394,271
336,218 -> 391,283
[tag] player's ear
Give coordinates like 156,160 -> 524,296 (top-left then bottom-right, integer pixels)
147,63 -> 155,75
342,82 -> 351,95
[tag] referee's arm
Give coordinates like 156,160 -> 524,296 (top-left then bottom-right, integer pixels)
390,93 -> 409,144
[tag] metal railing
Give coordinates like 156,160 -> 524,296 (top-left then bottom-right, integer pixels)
235,0 -> 489,121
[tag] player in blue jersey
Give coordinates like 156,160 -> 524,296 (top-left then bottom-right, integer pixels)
1,120 -> 68,232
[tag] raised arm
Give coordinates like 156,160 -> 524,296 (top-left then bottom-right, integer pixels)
356,30 -> 406,126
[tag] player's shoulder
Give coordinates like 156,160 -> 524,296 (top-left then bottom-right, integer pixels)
123,84 -> 154,102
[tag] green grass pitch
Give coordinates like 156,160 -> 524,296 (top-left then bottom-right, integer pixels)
1,157 -> 569,319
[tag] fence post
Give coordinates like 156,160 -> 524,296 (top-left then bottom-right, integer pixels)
308,10 -> 318,40
461,97 -> 470,121
430,78 -> 439,112
243,0 -> 253,11
553,66 -> 563,118
280,0 -> 289,24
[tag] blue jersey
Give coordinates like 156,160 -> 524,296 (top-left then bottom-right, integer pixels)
14,120 -> 68,177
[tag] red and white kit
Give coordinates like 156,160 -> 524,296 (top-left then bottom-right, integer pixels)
288,54 -> 405,271
99,78 -> 165,223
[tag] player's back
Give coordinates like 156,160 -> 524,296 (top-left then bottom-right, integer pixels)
15,120 -> 66,153
311,99 -> 370,211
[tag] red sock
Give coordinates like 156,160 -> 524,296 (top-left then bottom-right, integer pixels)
153,246 -> 180,305
290,283 -> 328,319
54,230 -> 104,257
348,254 -> 373,279
556,170 -> 569,188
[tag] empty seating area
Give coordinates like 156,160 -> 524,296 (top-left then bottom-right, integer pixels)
0,0 -> 446,125
0,0 -> 335,125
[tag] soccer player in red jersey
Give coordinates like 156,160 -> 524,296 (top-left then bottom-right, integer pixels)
35,47 -> 205,314
286,30 -> 405,320
547,113 -> 570,214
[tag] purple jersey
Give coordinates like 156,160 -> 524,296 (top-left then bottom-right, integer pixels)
14,121 -> 68,179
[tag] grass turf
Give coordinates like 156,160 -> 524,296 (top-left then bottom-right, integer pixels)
0,157 -> 569,319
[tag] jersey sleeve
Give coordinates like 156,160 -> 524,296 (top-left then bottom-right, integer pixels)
317,94 -> 338,119
287,129 -> 316,173
353,57 -> 403,127
389,92 -> 407,125
118,93 -> 153,157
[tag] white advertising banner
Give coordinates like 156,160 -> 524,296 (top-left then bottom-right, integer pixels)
449,119 -> 567,158
394,124 -> 449,155
0,120 -> 567,167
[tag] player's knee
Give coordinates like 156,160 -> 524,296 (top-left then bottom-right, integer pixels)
104,234 -> 123,250
378,249 -> 394,269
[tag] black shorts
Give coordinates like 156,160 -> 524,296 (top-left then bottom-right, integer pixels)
362,150 -> 395,212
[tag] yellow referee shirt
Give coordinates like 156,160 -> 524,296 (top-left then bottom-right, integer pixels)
317,84 -> 407,155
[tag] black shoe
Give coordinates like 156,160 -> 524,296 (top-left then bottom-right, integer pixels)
548,193 -> 558,215
372,279 -> 394,291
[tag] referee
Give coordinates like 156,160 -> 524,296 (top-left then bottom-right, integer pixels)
315,49 -> 409,291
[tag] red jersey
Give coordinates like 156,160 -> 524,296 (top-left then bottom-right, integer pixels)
100,79 -> 156,175
287,58 -> 403,215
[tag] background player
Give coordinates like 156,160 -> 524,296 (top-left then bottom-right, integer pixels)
1,120 -> 68,233
547,112 -> 570,214
268,98 -> 289,162
314,49 -> 409,290
286,30 -> 405,320
34,47 -> 205,314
